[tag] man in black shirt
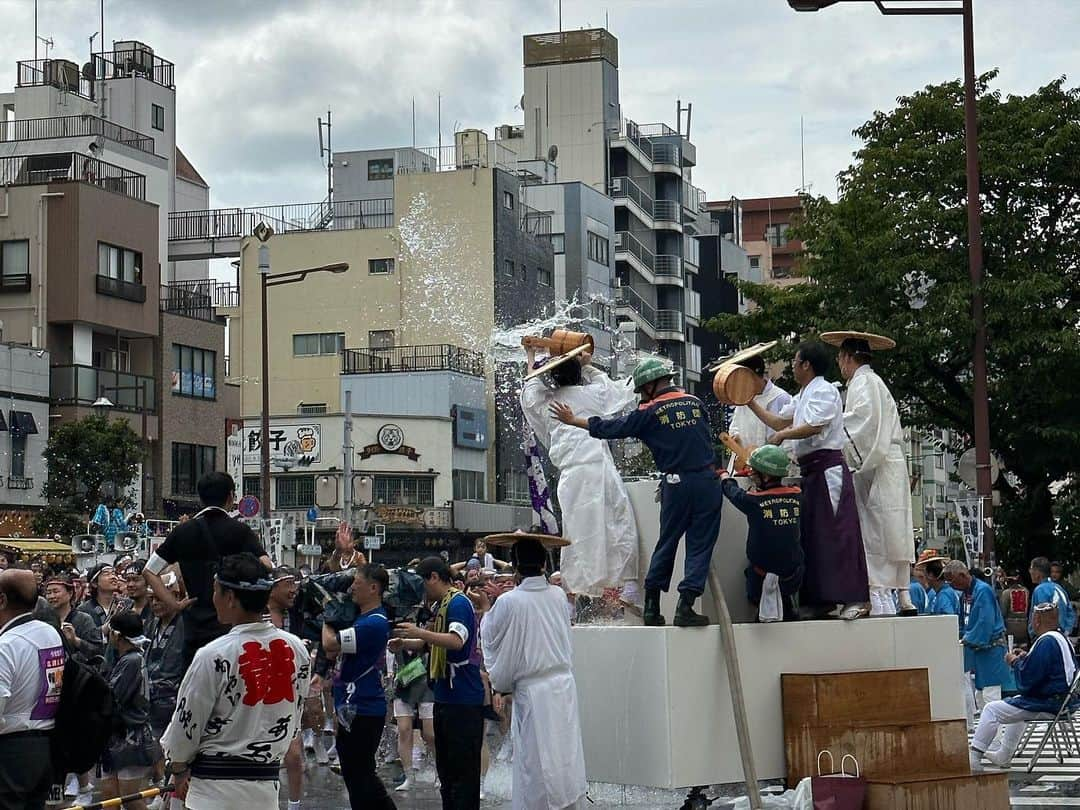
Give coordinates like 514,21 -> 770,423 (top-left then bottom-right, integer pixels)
143,471 -> 271,667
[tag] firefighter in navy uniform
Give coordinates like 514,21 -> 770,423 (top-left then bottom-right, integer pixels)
550,356 -> 723,628
718,445 -> 804,622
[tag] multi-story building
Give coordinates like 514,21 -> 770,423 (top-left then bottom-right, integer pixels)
516,28 -> 709,383
0,343 -> 50,527
713,195 -> 806,288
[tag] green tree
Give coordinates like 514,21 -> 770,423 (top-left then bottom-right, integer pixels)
32,414 -> 143,538
709,73 -> 1080,571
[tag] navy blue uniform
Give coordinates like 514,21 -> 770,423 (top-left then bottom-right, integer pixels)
720,476 -> 804,620
588,388 -> 723,597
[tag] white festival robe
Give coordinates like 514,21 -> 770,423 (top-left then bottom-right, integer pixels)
161,621 -> 311,810
842,365 -> 915,590
521,366 -> 640,596
729,380 -> 793,451
483,576 -> 588,810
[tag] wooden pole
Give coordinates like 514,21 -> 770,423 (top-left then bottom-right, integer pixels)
707,567 -> 762,809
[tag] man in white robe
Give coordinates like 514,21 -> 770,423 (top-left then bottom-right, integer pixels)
727,352 -> 793,467
477,535 -> 587,810
162,553 -> 311,810
520,343 -> 640,603
826,331 -> 916,616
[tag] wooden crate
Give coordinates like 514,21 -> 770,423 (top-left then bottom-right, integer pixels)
781,670 -> 932,730
866,771 -> 1010,810
785,719 -> 970,786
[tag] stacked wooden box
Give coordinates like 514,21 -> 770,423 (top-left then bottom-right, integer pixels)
781,669 -> 1009,809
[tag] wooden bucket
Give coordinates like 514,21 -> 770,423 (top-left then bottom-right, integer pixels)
712,364 -> 758,406
546,329 -> 594,355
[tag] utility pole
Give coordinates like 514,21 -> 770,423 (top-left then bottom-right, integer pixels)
343,388 -> 353,529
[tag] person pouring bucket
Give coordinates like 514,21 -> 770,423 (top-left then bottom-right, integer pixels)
551,355 -> 723,627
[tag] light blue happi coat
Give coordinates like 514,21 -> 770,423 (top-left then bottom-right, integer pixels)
1031,580 -> 1077,638
960,577 -> 1016,691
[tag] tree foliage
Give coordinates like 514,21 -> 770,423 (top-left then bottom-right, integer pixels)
32,415 -> 143,538
708,73 -> 1080,570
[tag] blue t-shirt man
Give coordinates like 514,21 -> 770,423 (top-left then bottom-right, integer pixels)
432,591 -> 484,705
333,605 -> 391,720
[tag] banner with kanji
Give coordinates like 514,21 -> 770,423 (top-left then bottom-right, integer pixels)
955,497 -> 983,567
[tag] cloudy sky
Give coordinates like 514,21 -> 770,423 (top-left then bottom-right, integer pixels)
2,0 -> 1077,207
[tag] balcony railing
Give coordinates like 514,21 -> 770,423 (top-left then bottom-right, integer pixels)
654,199 -> 681,224
611,176 -> 654,218
520,203 -> 552,237
685,288 -> 702,321
96,274 -> 146,303
169,197 -> 393,242
637,122 -> 679,138
93,48 -> 175,89
683,181 -> 706,213
51,365 -> 156,412
0,274 -> 31,294
160,280 -> 237,320
16,59 -> 93,99
342,345 -> 485,377
652,143 -> 680,166
654,255 -> 683,278
6,476 -> 34,490
656,310 -> 684,333
615,231 -> 655,272
0,153 -> 146,200
618,120 -> 682,170
0,115 -> 155,155
615,285 -> 657,328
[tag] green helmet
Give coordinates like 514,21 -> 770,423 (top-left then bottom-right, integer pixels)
632,356 -> 674,392
748,445 -> 790,479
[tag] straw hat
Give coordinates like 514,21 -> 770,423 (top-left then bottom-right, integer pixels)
483,531 -> 571,549
524,343 -> 591,381
914,549 -> 948,567
706,340 -> 778,372
820,331 -> 896,351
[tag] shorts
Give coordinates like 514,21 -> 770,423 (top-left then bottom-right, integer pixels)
102,765 -> 154,781
394,699 -> 434,720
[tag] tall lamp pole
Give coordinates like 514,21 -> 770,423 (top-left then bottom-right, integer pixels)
252,222 -> 349,519
787,0 -> 994,560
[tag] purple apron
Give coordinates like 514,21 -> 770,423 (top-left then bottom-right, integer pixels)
798,449 -> 870,606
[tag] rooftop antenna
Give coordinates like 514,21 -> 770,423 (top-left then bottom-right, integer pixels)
89,32 -> 98,61
437,92 -> 442,165
34,0 -> 37,61
317,109 -> 332,204
37,35 -> 55,61
101,0 -> 105,53
412,97 -> 416,148
800,116 -> 806,194
558,0 -> 562,32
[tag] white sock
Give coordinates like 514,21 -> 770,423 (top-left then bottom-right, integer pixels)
897,588 -> 915,610
288,801 -> 301,810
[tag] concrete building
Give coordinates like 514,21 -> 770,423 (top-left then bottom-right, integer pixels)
708,195 -> 806,288
518,29 -> 709,383
0,344 -> 50,524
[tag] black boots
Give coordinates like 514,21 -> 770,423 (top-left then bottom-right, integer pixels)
644,589 -> 664,626
674,594 -> 709,627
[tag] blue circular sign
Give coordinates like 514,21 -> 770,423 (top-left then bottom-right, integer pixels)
306,507 -> 319,523
238,495 -> 260,518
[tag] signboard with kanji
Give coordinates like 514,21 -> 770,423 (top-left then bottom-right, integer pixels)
243,423 -> 322,466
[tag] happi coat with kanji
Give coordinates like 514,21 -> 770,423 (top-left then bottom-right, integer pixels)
161,621 -> 311,810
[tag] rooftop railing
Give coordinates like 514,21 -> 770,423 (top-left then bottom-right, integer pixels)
16,59 -> 93,99
520,202 -> 552,237
160,280 -> 237,320
0,114 -> 156,155
392,141 -> 516,175
168,198 -> 393,242
342,345 -> 485,377
92,49 -> 175,89
0,152 -> 146,200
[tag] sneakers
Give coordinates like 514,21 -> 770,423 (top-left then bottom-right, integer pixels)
302,728 -> 315,752
395,775 -> 413,792
673,594 -> 709,627
64,775 -> 80,797
75,789 -> 94,806
313,736 -> 329,765
985,747 -> 1013,768
840,602 -> 870,621
643,589 -> 665,627
969,748 -> 985,772
325,743 -> 339,764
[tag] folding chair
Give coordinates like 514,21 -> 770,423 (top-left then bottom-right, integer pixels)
1015,666 -> 1080,773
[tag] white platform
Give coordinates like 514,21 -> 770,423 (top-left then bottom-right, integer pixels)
571,615 -> 966,788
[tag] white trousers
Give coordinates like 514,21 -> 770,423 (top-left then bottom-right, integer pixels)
971,700 -> 1046,754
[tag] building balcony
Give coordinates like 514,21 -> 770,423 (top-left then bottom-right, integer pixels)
655,309 -> 684,337
685,288 -> 701,325
96,274 -> 147,303
0,274 -> 31,294
16,59 -> 92,98
6,476 -> 34,491
520,203 -> 552,237
651,142 -> 680,170
160,280 -> 235,321
342,344 -> 485,377
169,198 -> 393,245
0,152 -> 146,200
615,231 -> 656,281
0,114 -> 156,155
50,365 -> 156,412
611,176 -> 654,221
654,255 -> 683,281
92,47 -> 175,89
653,200 -> 683,230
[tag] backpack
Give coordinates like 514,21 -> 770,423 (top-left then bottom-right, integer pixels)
50,655 -> 115,775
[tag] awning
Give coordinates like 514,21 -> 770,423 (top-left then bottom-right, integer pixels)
9,411 -> 37,436
0,538 -> 73,555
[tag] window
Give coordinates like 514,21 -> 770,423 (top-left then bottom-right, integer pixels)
934,452 -> 944,470
368,330 -> 394,350
765,223 -> 790,248
936,517 -> 947,537
298,403 -> 327,416
172,443 -> 216,496
292,332 -> 344,357
937,484 -> 946,503
97,242 -> 142,284
749,255 -> 760,270
503,259 -> 514,277
503,191 -> 515,210
0,240 -> 29,289
537,267 -> 552,286
243,475 -> 261,499
374,475 -> 435,506
367,158 -> 393,181
10,434 -> 25,478
501,471 -> 530,505
368,257 -> 395,275
587,232 -> 609,265
453,470 -> 485,501
171,344 -> 217,399
151,103 -> 165,131
276,475 -> 316,509
550,233 -> 565,254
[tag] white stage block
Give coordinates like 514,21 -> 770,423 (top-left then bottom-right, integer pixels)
571,615 -> 966,789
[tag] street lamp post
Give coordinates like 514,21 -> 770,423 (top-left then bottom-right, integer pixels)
252,222 -> 349,519
787,0 -> 994,561
93,383 -> 149,508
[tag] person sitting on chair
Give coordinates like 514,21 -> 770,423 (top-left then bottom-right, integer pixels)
970,602 -> 1079,770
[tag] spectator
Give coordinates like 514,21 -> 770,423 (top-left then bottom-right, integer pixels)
1029,557 -> 1076,638
144,471 -> 271,669
999,574 -> 1030,647
1051,562 -> 1079,600
945,561 -> 1016,712
161,553 -> 310,810
100,610 -> 159,810
0,550 -> 12,570
0,568 -> 65,809
451,539 -> 510,576
44,574 -> 104,664
389,642 -> 436,793
266,567 -> 307,810
321,564 -> 396,810
145,570 -> 186,797
79,562 -> 132,674
395,556 -> 485,810
322,523 -> 365,573
121,560 -> 153,628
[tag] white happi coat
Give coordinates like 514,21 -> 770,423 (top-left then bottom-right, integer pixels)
842,365 -> 914,590
483,576 -> 587,810
161,621 -> 311,810
521,366 -> 639,596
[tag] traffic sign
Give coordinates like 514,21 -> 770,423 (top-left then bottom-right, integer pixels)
238,495 -> 260,518
363,536 -> 383,551
297,544 -> 323,556
306,507 -> 319,523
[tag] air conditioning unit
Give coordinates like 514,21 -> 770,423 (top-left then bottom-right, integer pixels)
45,59 -> 80,92
455,129 -> 490,169
113,40 -> 154,75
